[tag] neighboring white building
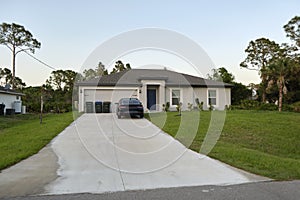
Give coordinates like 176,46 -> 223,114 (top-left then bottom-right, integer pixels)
0,87 -> 24,114
76,69 -> 232,113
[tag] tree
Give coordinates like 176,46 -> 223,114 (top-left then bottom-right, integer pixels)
81,62 -> 109,81
96,62 -> 108,76
46,69 -> 77,91
125,63 -> 131,69
22,86 -> 42,112
42,69 -> 78,113
82,68 -> 98,81
46,70 -> 64,91
266,45 -> 297,111
63,70 -> 77,92
267,59 -> 288,111
240,38 -> 280,102
282,16 -> 300,104
0,22 -> 41,89
284,16 -> 300,48
82,61 -> 128,78
207,67 -> 235,83
0,68 -> 12,85
111,60 -> 131,74
0,67 -> 26,90
207,67 -> 251,105
284,61 -> 300,103
231,82 -> 252,105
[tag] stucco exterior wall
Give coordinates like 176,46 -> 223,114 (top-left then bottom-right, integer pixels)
78,85 -> 231,112
193,87 -> 231,110
0,93 -> 22,114
166,87 -> 193,111
182,87 -> 194,110
193,88 -> 208,109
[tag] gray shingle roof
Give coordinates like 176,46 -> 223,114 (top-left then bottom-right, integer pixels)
77,69 -> 232,88
0,87 -> 24,96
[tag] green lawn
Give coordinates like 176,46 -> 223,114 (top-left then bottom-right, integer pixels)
146,110 -> 300,180
1,111 -> 299,180
0,112 -> 74,171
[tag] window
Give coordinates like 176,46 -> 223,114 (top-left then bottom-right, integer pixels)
171,89 -> 181,106
120,98 -> 141,105
208,90 -> 217,106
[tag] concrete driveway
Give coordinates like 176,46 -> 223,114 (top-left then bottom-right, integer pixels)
0,113 -> 269,197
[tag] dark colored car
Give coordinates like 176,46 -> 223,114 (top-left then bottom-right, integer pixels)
116,98 -> 144,119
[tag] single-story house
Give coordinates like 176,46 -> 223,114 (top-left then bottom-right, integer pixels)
0,86 -> 24,115
77,69 -> 232,112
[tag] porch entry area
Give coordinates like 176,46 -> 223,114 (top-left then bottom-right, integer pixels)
146,85 -> 158,110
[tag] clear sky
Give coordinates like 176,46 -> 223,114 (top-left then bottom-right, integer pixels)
0,0 -> 299,86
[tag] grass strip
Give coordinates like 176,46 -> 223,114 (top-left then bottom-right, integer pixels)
0,112 -> 74,170
146,110 -> 300,180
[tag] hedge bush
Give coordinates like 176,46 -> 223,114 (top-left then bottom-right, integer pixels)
231,100 -> 298,112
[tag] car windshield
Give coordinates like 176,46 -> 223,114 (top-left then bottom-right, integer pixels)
120,98 -> 141,105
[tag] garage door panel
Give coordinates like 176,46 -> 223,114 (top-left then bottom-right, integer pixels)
84,89 -> 138,103
112,90 -> 138,102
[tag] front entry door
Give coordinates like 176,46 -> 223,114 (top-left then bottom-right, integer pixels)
147,89 -> 156,110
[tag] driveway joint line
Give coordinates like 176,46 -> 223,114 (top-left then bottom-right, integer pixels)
111,115 -> 126,191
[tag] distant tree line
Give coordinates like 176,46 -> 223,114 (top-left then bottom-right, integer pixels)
79,60 -> 131,81
0,60 -> 130,113
240,16 -> 300,111
209,16 -> 300,112
0,22 -> 132,113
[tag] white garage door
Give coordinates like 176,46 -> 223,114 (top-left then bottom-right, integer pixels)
84,88 -> 138,112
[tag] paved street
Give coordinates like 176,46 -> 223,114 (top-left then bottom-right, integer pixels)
2,180 -> 300,200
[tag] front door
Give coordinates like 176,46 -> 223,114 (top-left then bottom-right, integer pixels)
147,89 -> 156,110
